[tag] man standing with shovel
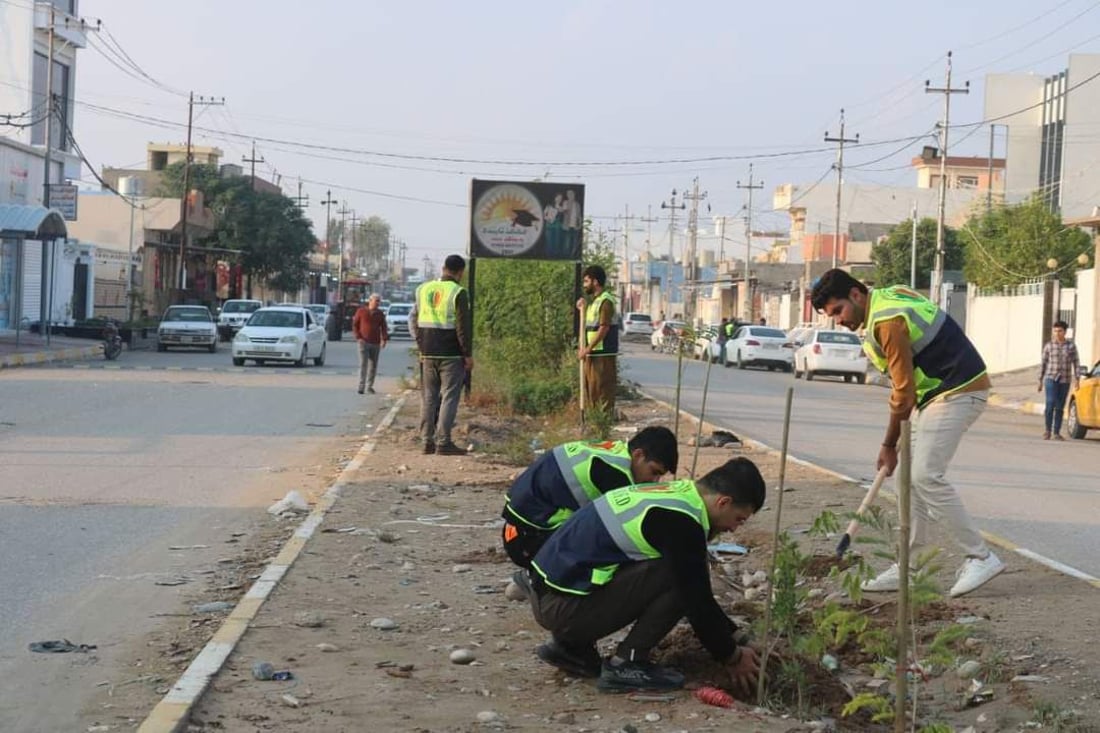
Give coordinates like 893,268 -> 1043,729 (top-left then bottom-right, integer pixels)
811,270 -> 1004,598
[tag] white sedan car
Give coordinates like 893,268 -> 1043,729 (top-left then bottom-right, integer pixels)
232,306 -> 327,367
726,325 -> 795,371
157,305 -> 217,353
793,328 -> 868,383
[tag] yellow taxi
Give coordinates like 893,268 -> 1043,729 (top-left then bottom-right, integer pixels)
1067,361 -> 1100,439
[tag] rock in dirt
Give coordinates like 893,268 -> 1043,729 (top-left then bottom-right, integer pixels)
504,581 -> 527,602
644,712 -> 662,722
957,660 -> 982,679
251,661 -> 275,681
193,601 -> 233,614
316,643 -> 340,653
280,694 -> 301,708
551,712 -> 575,724
450,648 -> 477,664
293,611 -> 326,628
452,564 -> 473,573
475,711 -> 501,723
371,617 -> 399,631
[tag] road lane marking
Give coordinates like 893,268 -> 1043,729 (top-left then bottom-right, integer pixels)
138,393 -> 409,733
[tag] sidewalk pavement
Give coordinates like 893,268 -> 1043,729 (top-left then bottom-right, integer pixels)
0,332 -> 103,370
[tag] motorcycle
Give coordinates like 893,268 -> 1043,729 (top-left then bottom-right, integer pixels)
103,320 -> 123,361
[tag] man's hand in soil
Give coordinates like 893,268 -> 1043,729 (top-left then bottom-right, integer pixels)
726,645 -> 761,695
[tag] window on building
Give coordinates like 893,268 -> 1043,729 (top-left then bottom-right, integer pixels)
30,52 -> 72,152
956,176 -> 979,189
48,0 -> 77,14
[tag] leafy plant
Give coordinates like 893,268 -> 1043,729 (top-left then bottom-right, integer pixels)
842,692 -> 894,723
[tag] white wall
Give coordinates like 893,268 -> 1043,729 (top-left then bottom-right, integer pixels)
966,289 -> 1045,373
0,4 -> 35,149
1076,267 -> 1096,366
985,73 -> 1045,207
1061,55 -> 1100,220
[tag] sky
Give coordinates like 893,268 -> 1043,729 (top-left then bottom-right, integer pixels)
67,0 -> 1100,274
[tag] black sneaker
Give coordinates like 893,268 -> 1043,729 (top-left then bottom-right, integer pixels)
357,387 -> 364,395
436,442 -> 466,456
535,638 -> 601,678
597,658 -> 685,693
423,441 -> 436,455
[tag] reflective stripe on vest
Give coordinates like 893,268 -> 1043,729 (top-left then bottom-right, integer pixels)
585,291 -> 618,353
417,280 -> 462,330
551,441 -> 633,507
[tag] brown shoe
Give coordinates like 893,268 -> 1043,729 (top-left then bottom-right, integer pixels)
1043,432 -> 1051,440
1053,434 -> 1065,441
423,441 -> 436,455
436,442 -> 467,456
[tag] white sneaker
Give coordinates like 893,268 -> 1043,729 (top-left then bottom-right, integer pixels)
949,553 -> 1005,598
861,564 -> 900,592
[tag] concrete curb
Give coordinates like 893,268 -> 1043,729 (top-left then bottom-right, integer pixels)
137,394 -> 408,733
640,388 -> 1100,592
987,392 -> 1046,416
0,343 -> 103,370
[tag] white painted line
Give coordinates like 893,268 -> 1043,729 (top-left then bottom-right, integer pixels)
138,393 -> 409,733
1014,548 -> 1099,583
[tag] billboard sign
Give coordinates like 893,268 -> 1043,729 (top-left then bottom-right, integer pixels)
469,179 -> 585,260
48,184 -> 78,221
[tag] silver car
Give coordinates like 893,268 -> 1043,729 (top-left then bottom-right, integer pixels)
158,305 -> 217,353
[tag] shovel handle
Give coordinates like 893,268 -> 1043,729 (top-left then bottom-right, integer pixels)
841,466 -> 890,538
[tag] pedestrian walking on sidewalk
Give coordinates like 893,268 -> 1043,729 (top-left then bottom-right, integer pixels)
812,269 -> 1004,598
516,459 -> 765,693
1039,320 -> 1079,440
410,254 -> 472,456
353,294 -> 388,395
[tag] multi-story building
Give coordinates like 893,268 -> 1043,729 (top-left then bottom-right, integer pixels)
0,0 -> 87,330
911,149 -> 1005,195
985,53 -> 1100,216
100,143 -> 224,198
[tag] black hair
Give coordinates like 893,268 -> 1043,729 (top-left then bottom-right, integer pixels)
628,426 -> 678,474
1053,320 -> 1069,330
810,269 -> 867,312
444,254 -> 466,273
582,264 -> 607,287
698,458 -> 765,512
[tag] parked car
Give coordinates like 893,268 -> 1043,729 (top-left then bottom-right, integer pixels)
726,325 -> 794,371
793,328 -> 868,383
157,305 -> 217,353
216,299 -> 263,341
277,303 -> 334,335
231,306 -> 327,367
650,320 -> 686,352
621,312 -> 655,340
1067,361 -> 1100,439
692,325 -> 724,362
386,302 -> 413,338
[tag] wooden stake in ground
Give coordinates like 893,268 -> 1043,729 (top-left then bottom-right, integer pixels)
690,351 -> 715,477
756,386 -> 794,707
578,300 -> 586,426
672,335 -> 687,456
895,420 -> 912,733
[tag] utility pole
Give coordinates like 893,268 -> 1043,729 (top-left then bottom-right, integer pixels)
986,123 -> 997,213
242,141 -> 264,191
682,179 -> 708,321
39,4 -> 56,339
660,190 -> 685,319
347,212 -> 361,273
336,202 -> 352,294
925,51 -> 969,306
639,206 -> 658,315
910,202 -> 918,289
321,190 -> 337,297
737,165 -> 764,323
292,178 -> 309,210
619,205 -> 635,311
825,109 -> 859,271
177,92 -> 224,301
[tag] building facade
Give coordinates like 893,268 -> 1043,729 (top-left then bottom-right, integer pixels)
985,53 -> 1100,217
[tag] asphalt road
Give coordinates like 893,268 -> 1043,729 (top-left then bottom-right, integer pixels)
622,342 -> 1100,579
0,336 -> 413,732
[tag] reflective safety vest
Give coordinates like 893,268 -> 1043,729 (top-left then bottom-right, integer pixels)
416,279 -> 462,330
504,441 -> 633,530
531,480 -> 709,595
585,291 -> 619,355
862,286 -> 987,409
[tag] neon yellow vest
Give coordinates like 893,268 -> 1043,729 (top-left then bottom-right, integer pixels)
416,279 -> 462,329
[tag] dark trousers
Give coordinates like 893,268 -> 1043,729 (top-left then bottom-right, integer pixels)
501,521 -> 552,570
528,559 -> 684,661
1044,378 -> 1071,434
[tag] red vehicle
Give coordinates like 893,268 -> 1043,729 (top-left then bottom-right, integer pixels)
339,278 -> 372,332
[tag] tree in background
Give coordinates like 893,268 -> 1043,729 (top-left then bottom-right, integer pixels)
156,161 -> 315,295
870,217 -> 961,289
356,216 -> 392,278
962,196 -> 1092,288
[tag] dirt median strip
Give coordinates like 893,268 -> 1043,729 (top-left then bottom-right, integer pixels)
135,394 -> 408,733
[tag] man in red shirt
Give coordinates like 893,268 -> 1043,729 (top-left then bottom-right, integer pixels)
352,294 -> 388,394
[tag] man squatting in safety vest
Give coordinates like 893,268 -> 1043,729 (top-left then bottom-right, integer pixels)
811,269 -> 1004,598
500,426 -> 679,571
512,458 -> 766,694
